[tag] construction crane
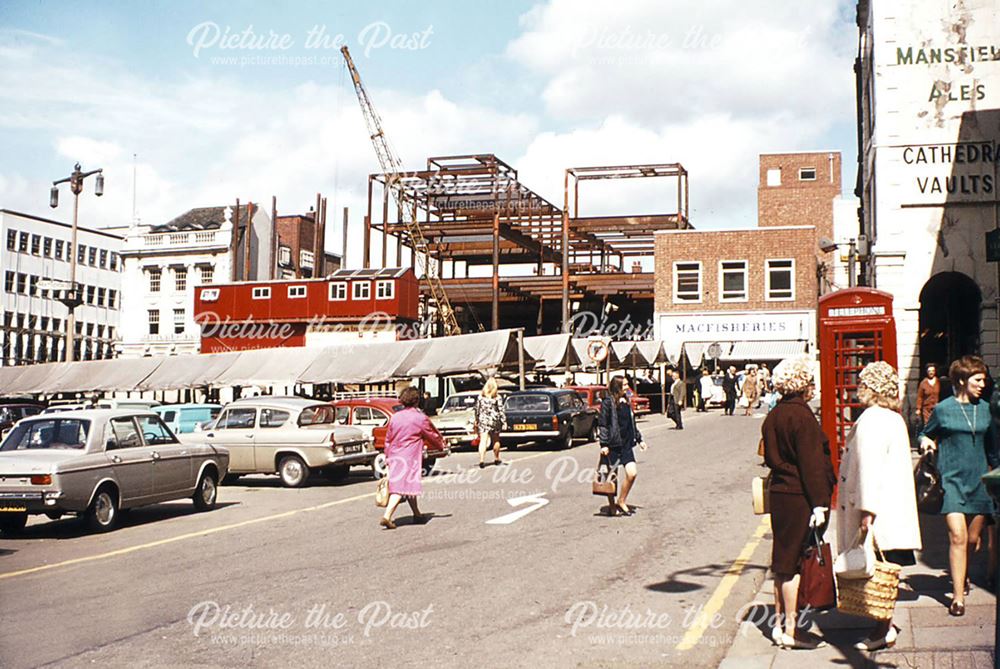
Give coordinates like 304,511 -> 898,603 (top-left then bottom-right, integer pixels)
340,45 -> 461,336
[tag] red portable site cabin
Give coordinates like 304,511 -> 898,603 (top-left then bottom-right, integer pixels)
818,287 -> 898,473
193,267 -> 420,352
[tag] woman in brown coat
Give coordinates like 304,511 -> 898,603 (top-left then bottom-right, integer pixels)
762,356 -> 835,649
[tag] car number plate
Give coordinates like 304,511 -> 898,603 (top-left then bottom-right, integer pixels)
344,443 -> 361,454
0,506 -> 27,512
514,424 -> 536,431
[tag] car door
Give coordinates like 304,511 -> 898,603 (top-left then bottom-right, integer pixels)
205,407 -> 258,473
138,414 -> 192,497
158,409 -> 179,434
252,407 -> 292,469
569,393 -> 593,434
104,416 -> 154,504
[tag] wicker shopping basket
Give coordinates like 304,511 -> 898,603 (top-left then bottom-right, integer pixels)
835,545 -> 901,621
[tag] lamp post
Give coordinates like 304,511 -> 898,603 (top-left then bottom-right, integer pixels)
50,163 -> 104,362
818,236 -> 863,289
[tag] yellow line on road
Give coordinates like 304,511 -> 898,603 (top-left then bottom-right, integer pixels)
0,491 -> 375,582
675,515 -> 771,651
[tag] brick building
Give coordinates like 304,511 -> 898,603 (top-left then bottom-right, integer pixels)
274,213 -> 341,280
654,152 -> 841,366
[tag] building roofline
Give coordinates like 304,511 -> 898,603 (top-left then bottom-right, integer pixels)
0,209 -> 125,240
655,225 -> 815,235
759,150 -> 841,156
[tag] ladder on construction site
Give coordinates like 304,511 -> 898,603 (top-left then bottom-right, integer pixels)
339,46 -> 462,337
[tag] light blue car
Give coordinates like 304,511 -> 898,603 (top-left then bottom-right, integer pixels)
154,404 -> 222,434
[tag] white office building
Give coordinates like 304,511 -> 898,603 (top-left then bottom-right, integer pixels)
117,204 -> 272,358
0,209 -> 123,365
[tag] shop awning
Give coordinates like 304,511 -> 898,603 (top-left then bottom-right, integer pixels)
726,340 -> 808,361
135,351 -> 243,391
524,334 -> 579,371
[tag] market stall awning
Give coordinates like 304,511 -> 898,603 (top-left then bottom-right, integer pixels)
524,334 -> 579,371
135,351 -> 243,391
298,340 -> 425,385
726,340 -> 808,361
634,340 -> 668,366
401,330 -> 529,377
212,347 -> 326,387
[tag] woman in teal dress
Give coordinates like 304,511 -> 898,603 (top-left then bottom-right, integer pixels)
920,355 -> 996,617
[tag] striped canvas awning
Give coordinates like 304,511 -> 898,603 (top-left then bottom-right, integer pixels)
726,340 -> 808,361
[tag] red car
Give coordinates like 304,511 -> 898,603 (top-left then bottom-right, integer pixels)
566,385 -> 651,416
330,397 -> 451,478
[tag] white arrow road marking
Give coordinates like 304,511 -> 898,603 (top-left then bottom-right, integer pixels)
486,492 -> 550,525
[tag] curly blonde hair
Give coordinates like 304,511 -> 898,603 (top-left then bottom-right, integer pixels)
857,361 -> 901,411
771,355 -> 815,396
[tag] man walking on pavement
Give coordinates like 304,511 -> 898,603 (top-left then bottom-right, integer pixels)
722,366 -> 738,416
697,368 -> 712,412
669,369 -> 685,429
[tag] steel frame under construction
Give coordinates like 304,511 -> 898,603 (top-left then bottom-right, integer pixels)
363,154 -> 690,333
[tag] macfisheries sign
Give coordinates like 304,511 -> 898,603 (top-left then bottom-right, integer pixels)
656,310 -> 814,344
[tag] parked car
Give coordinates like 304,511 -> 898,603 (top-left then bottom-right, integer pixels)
566,385 -> 651,415
430,390 -> 512,451
0,409 -> 228,534
500,388 -> 598,450
154,404 -> 223,434
182,397 -> 373,487
331,397 -> 451,478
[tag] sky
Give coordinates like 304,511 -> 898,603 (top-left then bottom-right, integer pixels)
0,0 -> 860,265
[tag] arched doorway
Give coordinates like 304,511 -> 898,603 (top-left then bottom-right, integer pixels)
918,271 -> 981,372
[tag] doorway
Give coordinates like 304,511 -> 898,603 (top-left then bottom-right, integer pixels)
918,271 -> 981,371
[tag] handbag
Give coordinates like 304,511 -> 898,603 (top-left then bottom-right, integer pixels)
592,454 -> 618,496
836,542 -> 901,621
834,528 -> 876,579
797,528 -> 837,611
914,450 -> 944,514
751,475 -> 770,515
375,476 -> 389,508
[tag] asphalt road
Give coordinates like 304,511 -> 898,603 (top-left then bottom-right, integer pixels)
0,408 -> 773,669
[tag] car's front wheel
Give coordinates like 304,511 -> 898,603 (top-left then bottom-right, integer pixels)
278,455 -> 309,488
588,422 -> 599,442
192,470 -> 218,511
0,512 -> 28,535
85,487 -> 120,532
557,428 -> 574,450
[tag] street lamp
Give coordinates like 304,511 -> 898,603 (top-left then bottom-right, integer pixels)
49,162 -> 103,363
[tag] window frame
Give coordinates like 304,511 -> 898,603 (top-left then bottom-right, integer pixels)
148,309 -> 160,335
375,279 -> 395,300
148,268 -> 161,293
287,285 -> 307,299
328,282 -> 347,301
765,258 -> 796,302
173,308 -> 185,335
175,267 -> 187,292
672,261 -> 703,304
352,281 -> 371,301
252,286 -> 271,300
718,260 -> 749,303
5,229 -> 15,251
798,167 -> 817,181
30,234 -> 40,256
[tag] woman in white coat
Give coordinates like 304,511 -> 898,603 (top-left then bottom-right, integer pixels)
837,361 -> 921,651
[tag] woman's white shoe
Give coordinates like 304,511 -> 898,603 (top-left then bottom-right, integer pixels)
777,633 -> 828,650
854,625 -> 898,651
770,627 -> 782,645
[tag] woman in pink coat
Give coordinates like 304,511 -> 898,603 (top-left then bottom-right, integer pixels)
380,387 -> 445,530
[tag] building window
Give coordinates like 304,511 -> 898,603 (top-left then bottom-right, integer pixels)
278,246 -> 292,267
174,309 -> 185,335
719,260 -> 748,302
148,310 -> 160,335
30,234 -> 40,255
97,287 -> 106,307
375,280 -> 395,300
109,252 -> 118,271
672,262 -> 702,303
77,244 -> 86,264
766,168 -> 781,187
86,285 -> 95,304
54,239 -> 64,260
252,287 -> 271,300
288,285 -> 307,299
99,249 -> 108,268
329,282 -> 347,301
175,267 -> 187,291
200,288 -> 219,302
5,229 -> 15,251
300,249 -> 315,270
200,266 -> 214,285
148,268 -> 161,293
16,273 -> 26,294
766,259 -> 795,301
18,232 -> 28,252
43,237 -> 52,257
798,167 -> 817,181
352,281 -> 371,300
88,247 -> 97,266
108,289 -> 117,309
4,271 -> 13,293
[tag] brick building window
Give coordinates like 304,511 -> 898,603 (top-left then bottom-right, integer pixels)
376,280 -> 395,300
352,281 -> 371,300
798,167 -> 817,181
766,169 -> 781,187
148,268 -> 161,293
673,262 -> 702,303
766,259 -> 795,301
148,310 -> 160,335
329,282 -> 347,301
175,267 -> 187,291
719,260 -> 748,302
174,309 -> 185,334
288,285 -> 307,299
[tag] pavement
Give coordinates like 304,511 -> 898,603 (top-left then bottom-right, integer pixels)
721,474 -> 997,668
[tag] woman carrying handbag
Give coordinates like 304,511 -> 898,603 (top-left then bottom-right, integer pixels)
598,376 -> 646,516
836,361 -> 921,650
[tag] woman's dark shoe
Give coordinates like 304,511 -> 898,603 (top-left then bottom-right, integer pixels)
494,459 -> 508,466
948,601 -> 965,617
379,517 -> 397,530
478,462 -> 487,469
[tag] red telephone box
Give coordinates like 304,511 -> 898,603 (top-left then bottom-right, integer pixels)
818,288 -> 898,474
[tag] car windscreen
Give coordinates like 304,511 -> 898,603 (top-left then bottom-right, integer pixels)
1,418 -> 91,451
504,394 -> 552,413
299,405 -> 336,426
441,395 -> 477,412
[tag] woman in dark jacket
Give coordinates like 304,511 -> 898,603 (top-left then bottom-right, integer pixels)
762,356 -> 835,650
598,376 -> 646,516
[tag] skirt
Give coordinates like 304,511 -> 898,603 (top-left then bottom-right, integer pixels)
770,491 -> 811,577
